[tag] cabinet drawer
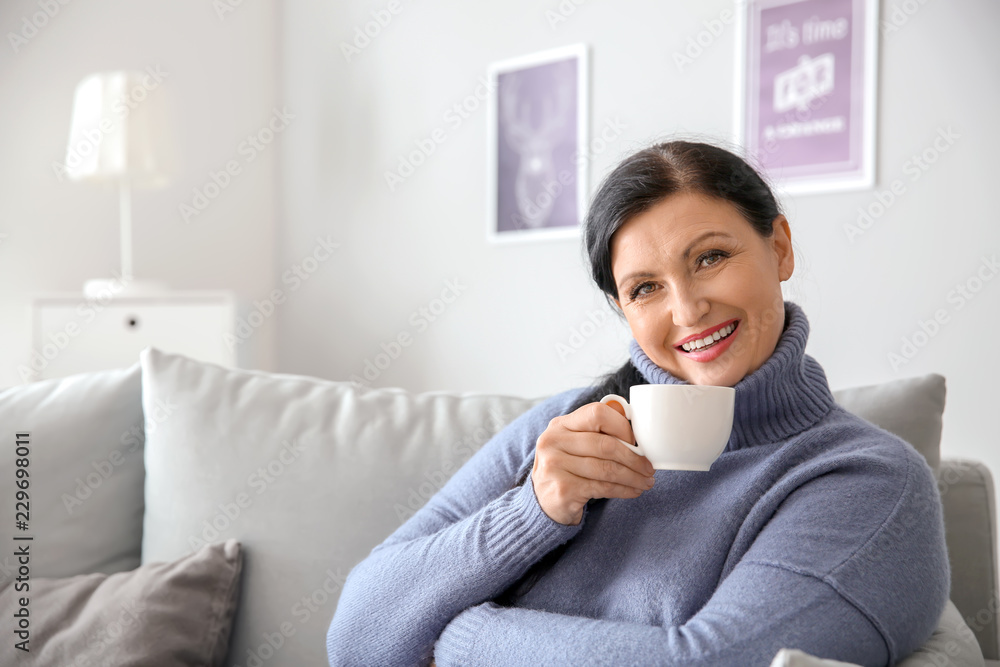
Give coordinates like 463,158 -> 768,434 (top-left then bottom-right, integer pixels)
32,295 -> 236,380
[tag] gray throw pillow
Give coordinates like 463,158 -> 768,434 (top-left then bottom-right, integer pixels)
831,373 -> 945,470
0,363 -> 145,581
0,539 -> 243,666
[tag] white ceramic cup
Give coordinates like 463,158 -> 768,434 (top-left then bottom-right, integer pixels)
599,384 -> 735,471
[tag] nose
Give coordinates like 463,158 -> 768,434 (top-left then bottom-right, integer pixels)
669,284 -> 710,329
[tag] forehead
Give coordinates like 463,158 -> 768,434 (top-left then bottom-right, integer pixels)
610,193 -> 747,265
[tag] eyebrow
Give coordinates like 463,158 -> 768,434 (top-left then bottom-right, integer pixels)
617,231 -> 734,288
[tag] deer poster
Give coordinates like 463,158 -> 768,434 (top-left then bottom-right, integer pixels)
487,44 -> 588,243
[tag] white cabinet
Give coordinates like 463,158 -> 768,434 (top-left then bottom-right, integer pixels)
29,291 -> 237,380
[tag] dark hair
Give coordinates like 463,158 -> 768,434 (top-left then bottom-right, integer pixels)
493,139 -> 783,607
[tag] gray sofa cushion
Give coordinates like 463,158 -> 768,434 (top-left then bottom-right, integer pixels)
939,459 -> 999,660
831,373 -> 946,470
0,539 -> 242,666
0,363 -> 144,580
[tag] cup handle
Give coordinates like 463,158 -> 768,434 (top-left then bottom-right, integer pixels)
599,394 -> 645,457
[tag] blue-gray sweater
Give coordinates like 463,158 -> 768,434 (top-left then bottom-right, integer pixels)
326,301 -> 949,666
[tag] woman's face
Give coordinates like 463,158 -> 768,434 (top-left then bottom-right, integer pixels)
611,192 -> 794,387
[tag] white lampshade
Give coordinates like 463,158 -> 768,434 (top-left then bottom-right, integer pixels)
64,70 -> 172,187
65,70 -> 175,299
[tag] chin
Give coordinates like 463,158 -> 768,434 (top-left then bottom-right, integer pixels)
682,356 -> 747,387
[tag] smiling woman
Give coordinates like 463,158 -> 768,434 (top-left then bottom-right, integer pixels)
610,192 -> 793,387
326,140 -> 950,667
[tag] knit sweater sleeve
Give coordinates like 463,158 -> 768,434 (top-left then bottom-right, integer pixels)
325,386 -> 593,667
433,429 -> 950,667
433,563 -> 888,666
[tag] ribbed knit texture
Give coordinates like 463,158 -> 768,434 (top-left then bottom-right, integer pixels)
628,301 -> 834,450
327,301 -> 950,667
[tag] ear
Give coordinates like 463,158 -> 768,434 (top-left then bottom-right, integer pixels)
771,215 -> 794,282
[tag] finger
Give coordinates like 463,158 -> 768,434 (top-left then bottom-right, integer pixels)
559,403 -> 650,467
554,430 -> 654,477
566,469 -> 647,501
561,402 -> 636,450
555,450 -> 655,492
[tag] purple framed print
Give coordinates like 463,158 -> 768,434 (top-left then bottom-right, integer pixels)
736,0 -> 878,194
487,44 -> 588,243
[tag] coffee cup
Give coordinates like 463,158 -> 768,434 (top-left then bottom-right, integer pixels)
599,384 -> 735,471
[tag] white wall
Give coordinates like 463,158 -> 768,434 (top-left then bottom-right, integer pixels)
0,0 -> 278,379
277,0 -> 1000,482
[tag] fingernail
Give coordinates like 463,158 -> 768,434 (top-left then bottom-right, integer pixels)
645,476 -> 655,488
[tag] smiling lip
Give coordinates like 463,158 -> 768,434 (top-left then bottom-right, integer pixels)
674,319 -> 740,348
677,320 -> 740,362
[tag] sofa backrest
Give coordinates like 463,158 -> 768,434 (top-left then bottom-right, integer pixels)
8,351 -> 993,665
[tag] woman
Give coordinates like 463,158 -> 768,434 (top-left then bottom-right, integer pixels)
326,141 -> 950,666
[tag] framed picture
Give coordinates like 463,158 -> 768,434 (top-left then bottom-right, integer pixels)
487,43 -> 588,243
735,0 -> 878,194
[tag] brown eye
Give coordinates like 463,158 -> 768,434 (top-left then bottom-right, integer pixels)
699,250 -> 728,268
629,282 -> 655,300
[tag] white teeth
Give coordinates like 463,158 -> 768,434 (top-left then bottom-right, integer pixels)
681,323 -> 735,352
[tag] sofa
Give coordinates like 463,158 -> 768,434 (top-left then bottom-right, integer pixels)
0,346 -> 995,666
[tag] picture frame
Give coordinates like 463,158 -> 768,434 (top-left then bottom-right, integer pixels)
486,43 -> 589,243
734,0 -> 879,194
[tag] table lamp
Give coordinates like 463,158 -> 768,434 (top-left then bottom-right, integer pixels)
64,70 -> 173,299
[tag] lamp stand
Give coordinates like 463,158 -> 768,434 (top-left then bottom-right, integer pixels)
82,179 -> 169,300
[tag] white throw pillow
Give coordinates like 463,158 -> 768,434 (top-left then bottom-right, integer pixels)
138,347 -> 542,667
0,363 -> 144,580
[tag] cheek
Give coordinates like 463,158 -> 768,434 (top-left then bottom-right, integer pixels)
630,312 -> 674,349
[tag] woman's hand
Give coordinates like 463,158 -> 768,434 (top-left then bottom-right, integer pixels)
531,401 -> 656,526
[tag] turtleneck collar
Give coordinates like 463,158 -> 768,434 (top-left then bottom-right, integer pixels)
627,301 -> 835,451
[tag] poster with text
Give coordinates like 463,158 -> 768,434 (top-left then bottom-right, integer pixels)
738,0 -> 877,194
